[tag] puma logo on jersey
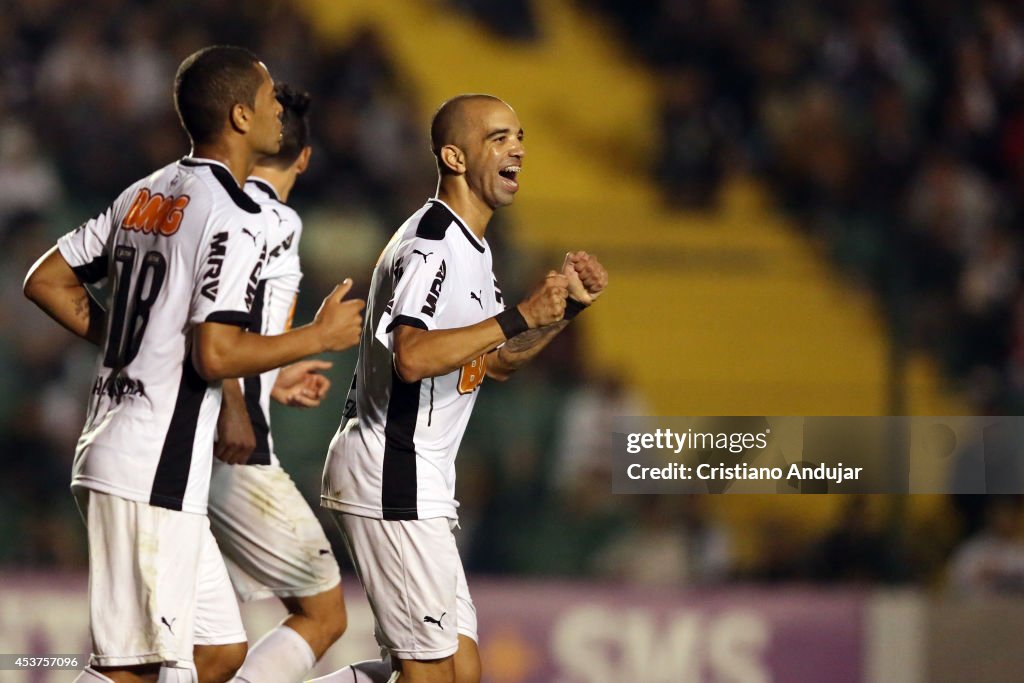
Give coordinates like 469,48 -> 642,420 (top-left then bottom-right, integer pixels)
122,188 -> 190,236
420,260 -> 447,318
200,232 -> 229,301
412,249 -> 433,263
161,616 -> 176,635
241,227 -> 258,245
470,290 -> 483,308
423,612 -> 446,630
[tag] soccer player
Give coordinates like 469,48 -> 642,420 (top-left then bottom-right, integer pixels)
22,47 -> 364,683
206,83 -> 348,683
316,94 -> 608,683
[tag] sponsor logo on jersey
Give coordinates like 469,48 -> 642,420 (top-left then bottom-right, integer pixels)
267,231 -> 295,262
122,188 -> 190,236
93,374 -> 147,403
384,257 -> 405,317
421,260 -> 447,317
343,396 -> 357,419
412,249 -> 433,263
458,353 -> 486,394
245,243 -> 267,310
493,276 -> 504,305
470,290 -> 483,309
342,375 -> 358,420
423,612 -> 447,630
200,232 -> 229,301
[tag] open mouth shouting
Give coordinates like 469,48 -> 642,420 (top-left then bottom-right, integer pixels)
499,164 -> 521,192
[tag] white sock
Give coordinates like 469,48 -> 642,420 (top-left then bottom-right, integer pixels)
73,667 -> 115,682
158,663 -> 199,683
233,624 -> 316,683
306,658 -> 395,682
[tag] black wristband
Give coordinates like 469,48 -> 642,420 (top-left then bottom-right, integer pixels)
495,307 -> 530,339
564,298 -> 587,320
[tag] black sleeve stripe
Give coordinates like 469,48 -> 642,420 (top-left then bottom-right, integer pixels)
421,200 -> 485,253
204,310 -> 252,327
182,157 -> 261,214
415,202 -> 453,240
386,315 -> 428,333
71,255 -> 109,284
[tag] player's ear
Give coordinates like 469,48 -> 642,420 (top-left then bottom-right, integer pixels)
440,144 -> 465,175
294,146 -> 312,175
229,102 -> 251,134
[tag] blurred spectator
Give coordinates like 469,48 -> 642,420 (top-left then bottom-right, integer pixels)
592,496 -> 733,585
807,496 -> 906,584
656,67 -> 729,207
948,496 -> 1024,595
553,369 -> 646,489
0,123 -> 62,230
449,0 -> 540,41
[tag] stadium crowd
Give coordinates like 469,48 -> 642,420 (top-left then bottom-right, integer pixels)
3,0 -> 1024,602
594,0 -> 1024,415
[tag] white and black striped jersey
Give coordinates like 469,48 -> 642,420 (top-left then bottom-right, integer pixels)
322,199 -> 504,520
58,157 -> 266,515
237,177 -> 303,467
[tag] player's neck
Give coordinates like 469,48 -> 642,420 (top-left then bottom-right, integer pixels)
250,166 -> 295,203
436,183 -> 492,240
191,142 -> 257,188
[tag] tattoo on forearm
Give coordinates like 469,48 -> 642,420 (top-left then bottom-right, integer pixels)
504,321 -> 568,352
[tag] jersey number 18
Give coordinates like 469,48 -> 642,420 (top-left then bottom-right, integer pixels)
103,245 -> 167,368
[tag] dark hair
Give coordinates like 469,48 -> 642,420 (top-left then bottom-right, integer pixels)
271,83 -> 311,165
429,93 -> 502,160
174,45 -> 264,145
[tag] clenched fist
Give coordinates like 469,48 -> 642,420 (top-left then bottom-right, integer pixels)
518,270 -> 569,327
562,251 -> 608,305
314,279 -> 365,352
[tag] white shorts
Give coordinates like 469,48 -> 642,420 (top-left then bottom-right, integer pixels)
332,513 -> 477,660
75,489 -> 246,668
208,461 -> 341,602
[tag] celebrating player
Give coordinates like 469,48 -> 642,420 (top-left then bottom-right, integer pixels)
207,83 -> 348,683
22,47 -> 364,683
316,94 -> 608,683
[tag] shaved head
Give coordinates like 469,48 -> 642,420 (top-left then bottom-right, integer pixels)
430,94 -> 505,165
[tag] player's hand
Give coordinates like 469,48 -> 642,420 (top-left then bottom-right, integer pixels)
517,270 -> 569,327
215,381 -> 256,464
272,359 -> 332,408
314,279 -> 365,352
562,251 -> 608,305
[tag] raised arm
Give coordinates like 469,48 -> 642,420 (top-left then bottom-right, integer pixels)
23,245 -> 106,346
193,280 -> 364,381
486,251 -> 608,380
393,271 -> 569,383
